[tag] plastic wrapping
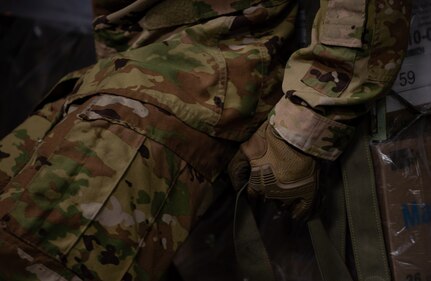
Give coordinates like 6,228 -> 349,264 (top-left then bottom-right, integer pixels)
371,118 -> 431,281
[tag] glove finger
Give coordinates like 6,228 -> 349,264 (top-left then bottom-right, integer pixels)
280,171 -> 318,220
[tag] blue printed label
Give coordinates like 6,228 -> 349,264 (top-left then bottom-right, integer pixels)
402,202 -> 431,229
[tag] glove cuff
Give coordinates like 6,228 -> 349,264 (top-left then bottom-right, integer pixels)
269,99 -> 355,160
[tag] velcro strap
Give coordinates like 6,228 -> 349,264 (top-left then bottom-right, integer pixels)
320,0 -> 367,48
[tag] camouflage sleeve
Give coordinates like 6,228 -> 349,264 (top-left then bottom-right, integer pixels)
270,0 -> 412,160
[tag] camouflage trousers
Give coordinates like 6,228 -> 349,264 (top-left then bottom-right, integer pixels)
0,96 -> 217,281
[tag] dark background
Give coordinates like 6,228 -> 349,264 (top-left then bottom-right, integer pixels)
0,0 -> 96,138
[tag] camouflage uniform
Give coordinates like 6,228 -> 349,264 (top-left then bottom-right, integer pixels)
0,0 -> 410,280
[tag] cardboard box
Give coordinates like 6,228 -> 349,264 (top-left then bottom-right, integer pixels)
371,123 -> 431,281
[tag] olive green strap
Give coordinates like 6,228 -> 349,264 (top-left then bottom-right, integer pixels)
340,122 -> 391,281
233,185 -> 276,281
310,121 -> 390,281
325,171 -> 347,260
308,166 -> 350,280
308,217 -> 353,281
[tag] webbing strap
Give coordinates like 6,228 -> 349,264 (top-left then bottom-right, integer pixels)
340,122 -> 391,281
233,185 -> 276,281
308,218 -> 353,281
325,172 -> 347,259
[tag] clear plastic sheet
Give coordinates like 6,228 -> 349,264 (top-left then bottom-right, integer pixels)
371,116 -> 431,281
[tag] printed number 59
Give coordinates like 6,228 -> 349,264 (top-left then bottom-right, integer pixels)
399,71 -> 416,87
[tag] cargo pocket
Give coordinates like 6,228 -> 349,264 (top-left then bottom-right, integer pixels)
61,95 -> 193,280
0,96 -> 146,279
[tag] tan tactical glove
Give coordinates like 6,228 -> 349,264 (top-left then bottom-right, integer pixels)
228,121 -> 318,219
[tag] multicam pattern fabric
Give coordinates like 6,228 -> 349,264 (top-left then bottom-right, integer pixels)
74,1 -> 295,142
0,97 -> 216,280
0,0 -> 297,280
271,0 -> 411,159
92,0 -> 289,55
0,0 -> 412,279
269,98 -> 355,160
